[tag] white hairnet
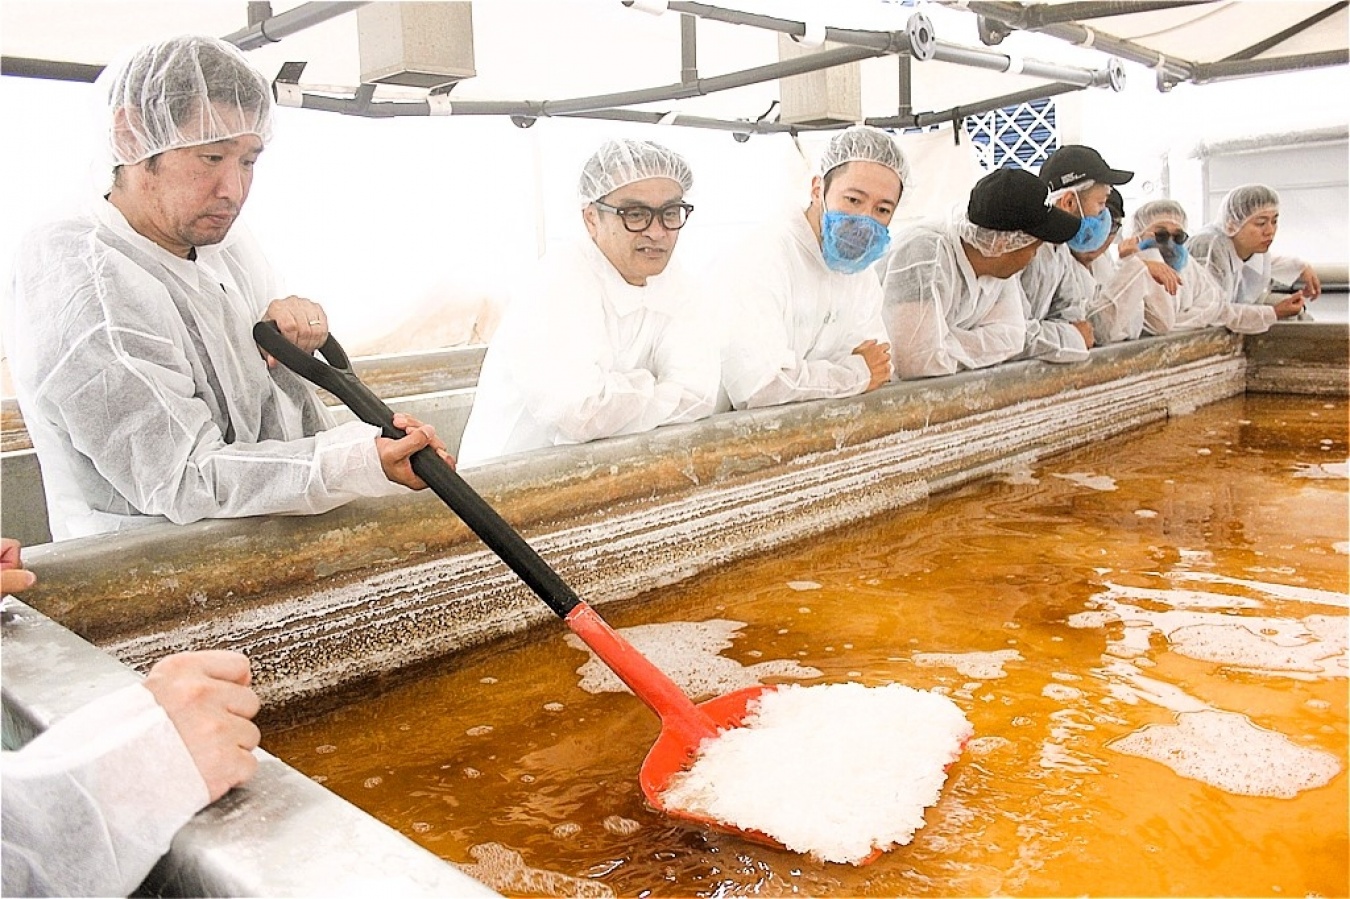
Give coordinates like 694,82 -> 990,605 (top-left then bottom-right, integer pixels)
1217,184 -> 1280,236
1130,199 -> 1189,236
102,35 -> 274,166
954,209 -> 1040,258
818,125 -> 910,184
578,139 -> 693,205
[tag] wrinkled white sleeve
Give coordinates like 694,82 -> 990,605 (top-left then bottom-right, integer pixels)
719,251 -> 870,410
32,321 -> 393,524
624,310 -> 720,434
1087,255 -> 1146,344
1025,263 -> 1092,363
499,256 -> 700,445
1269,253 -> 1308,288
881,237 -> 1022,378
2,684 -> 209,898
1186,262 -> 1276,334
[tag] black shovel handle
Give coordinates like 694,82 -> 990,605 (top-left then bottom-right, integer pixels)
254,321 -> 581,618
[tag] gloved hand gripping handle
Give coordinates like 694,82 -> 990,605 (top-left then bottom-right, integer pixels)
252,321 -> 582,618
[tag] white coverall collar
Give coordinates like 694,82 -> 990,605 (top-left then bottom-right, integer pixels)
580,235 -> 685,317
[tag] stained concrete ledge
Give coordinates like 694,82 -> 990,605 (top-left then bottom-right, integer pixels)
1244,321 -> 1349,395
11,328 -> 1255,710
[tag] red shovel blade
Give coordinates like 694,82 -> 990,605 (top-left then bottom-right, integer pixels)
638,684 -> 787,850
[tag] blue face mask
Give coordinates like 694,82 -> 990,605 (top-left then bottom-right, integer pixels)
820,211 -> 891,274
1138,235 -> 1190,273
1067,206 -> 1114,253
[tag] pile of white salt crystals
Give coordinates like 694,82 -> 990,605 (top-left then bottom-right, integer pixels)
660,682 -> 972,865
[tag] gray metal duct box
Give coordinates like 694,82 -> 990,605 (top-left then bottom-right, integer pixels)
358,2 -> 476,89
777,35 -> 861,127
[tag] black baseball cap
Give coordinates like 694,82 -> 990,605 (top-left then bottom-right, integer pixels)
1106,187 -> 1125,224
967,167 -> 1081,245
1039,145 -> 1134,192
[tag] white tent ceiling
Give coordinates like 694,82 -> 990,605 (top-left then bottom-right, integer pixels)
0,1 -> 1345,130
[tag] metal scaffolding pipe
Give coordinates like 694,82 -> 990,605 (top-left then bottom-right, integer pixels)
930,39 -> 1110,86
0,57 -> 104,82
537,43 -> 882,115
962,0 -> 1193,83
992,0 -> 1211,30
867,81 -> 1084,129
641,1 -> 1118,89
1190,49 -> 1350,83
680,13 -> 698,84
221,1 -> 369,51
1223,1 -> 1348,61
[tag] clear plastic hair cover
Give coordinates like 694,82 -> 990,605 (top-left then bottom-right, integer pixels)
818,125 -> 910,184
1130,199 -> 1189,236
954,210 -> 1040,258
1218,184 -> 1280,236
577,138 -> 694,205
102,35 -> 274,166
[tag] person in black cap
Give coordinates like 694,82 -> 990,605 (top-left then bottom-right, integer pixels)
879,167 -> 1080,379
1017,145 -> 1135,363
1073,187 -> 1125,281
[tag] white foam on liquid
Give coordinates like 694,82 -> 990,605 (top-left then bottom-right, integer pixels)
1053,472 -> 1118,491
787,580 -> 822,591
566,619 -> 821,699
911,649 -> 1022,679
461,842 -> 615,898
659,682 -> 972,865
1292,460 -> 1348,479
1109,709 -> 1341,798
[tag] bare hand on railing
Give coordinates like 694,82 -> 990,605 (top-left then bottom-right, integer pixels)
853,339 -> 893,392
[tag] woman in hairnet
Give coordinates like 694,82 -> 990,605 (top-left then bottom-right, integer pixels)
456,138 -> 719,466
1091,199 -> 1304,340
713,125 -> 903,409
5,36 -> 445,541
880,167 -> 1079,379
1188,184 -> 1321,317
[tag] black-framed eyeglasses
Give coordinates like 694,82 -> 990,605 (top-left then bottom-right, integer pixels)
1153,227 -> 1188,245
593,199 -> 694,232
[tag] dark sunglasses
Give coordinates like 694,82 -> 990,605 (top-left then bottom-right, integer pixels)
1152,227 -> 1188,245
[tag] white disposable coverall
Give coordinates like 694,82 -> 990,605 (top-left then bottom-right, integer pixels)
1016,241 -> 1093,363
6,199 -> 398,541
716,210 -> 887,409
1098,248 -> 1276,337
456,238 -> 719,466
1188,226 -> 1309,306
2,682 -> 210,897
878,219 -> 1026,379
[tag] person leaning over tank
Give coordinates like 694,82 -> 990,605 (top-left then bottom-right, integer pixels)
713,125 -> 903,410
878,167 -> 1080,379
4,35 -> 450,542
1073,187 -> 1125,287
1092,199 -> 1304,340
1,537 -> 262,897
1188,184 -> 1321,319
1016,146 -> 1138,362
456,138 -> 719,467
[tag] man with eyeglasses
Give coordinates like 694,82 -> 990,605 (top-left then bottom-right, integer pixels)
716,125 -> 902,410
1189,184 -> 1321,319
1094,200 -> 1302,340
457,138 -> 718,465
